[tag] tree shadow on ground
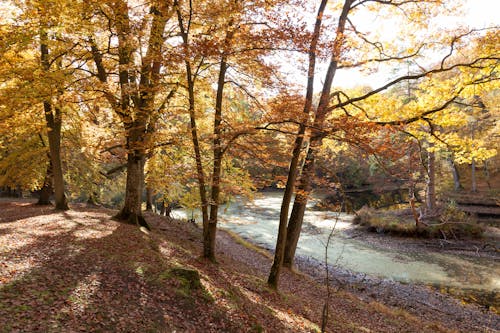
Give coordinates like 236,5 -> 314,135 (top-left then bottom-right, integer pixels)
0,201 -> 57,224
147,213 -> 315,332
0,205 -> 292,332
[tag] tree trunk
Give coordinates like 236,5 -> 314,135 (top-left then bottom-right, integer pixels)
484,159 -> 491,189
270,0 -> 352,286
448,157 -> 462,191
37,160 -> 53,205
471,158 -> 477,192
44,103 -> 69,211
206,58 -> 228,261
268,135 -> 308,287
176,3 -> 210,242
268,0 -> 330,289
187,79 -> 209,242
283,146 -> 316,268
165,202 -> 172,218
115,149 -> 148,228
115,122 -> 147,228
113,131 -> 149,229
159,201 -> 166,215
426,147 -> 436,211
40,31 -> 68,211
206,138 -> 221,260
146,187 -> 153,211
410,195 -> 421,229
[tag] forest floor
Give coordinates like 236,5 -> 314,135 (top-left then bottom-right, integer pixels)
0,199 -> 498,332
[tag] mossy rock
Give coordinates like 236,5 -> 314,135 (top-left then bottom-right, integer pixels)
170,267 -> 202,290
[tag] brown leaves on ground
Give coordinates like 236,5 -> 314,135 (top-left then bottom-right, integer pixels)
0,200 -> 465,332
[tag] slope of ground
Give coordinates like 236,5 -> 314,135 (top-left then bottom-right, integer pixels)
0,200 -> 496,332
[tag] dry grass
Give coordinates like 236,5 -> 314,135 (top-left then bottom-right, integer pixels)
354,205 -> 484,239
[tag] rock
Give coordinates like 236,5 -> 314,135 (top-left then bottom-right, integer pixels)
170,267 -> 202,290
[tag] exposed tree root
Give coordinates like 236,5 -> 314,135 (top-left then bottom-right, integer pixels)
114,211 -> 151,231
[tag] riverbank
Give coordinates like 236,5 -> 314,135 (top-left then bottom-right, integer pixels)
190,220 -> 500,332
172,191 -> 499,313
265,214 -> 499,311
344,223 -> 499,307
235,229 -> 499,332
294,253 -> 499,331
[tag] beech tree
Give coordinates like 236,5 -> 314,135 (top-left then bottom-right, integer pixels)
268,0 -> 499,288
84,0 -> 177,226
174,0 -> 298,260
268,0 -> 330,288
39,30 -> 69,210
0,0 -> 83,210
388,30 -> 499,214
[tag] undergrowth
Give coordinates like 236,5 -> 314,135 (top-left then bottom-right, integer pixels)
354,203 -> 484,239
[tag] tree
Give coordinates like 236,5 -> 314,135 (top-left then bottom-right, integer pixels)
174,0 -> 210,253
401,30 -> 499,210
175,0 -> 298,261
39,28 -> 69,210
269,0 -> 499,288
86,0 -> 176,226
268,0 -> 330,288
0,0 -> 81,210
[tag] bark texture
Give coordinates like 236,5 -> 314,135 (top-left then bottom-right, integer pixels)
206,30 -> 232,261
283,147 -> 316,267
40,31 -> 68,211
175,1 -> 210,254
269,0 -> 353,287
267,0 -> 330,288
471,158 -> 477,192
116,152 -> 147,228
448,157 -> 462,191
146,187 -> 153,211
37,160 -> 53,205
426,148 -> 436,211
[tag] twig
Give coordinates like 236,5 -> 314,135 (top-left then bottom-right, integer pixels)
321,196 -> 345,332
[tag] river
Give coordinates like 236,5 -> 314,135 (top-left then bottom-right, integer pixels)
172,191 -> 499,294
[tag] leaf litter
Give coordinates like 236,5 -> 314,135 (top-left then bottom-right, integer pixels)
0,200 -> 496,332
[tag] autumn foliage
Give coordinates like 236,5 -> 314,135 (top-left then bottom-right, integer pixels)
0,0 -> 498,289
